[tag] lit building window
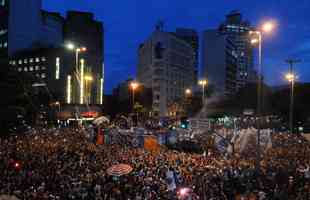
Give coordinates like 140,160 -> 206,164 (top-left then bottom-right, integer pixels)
12,60 -> 16,65
35,57 -> 40,62
3,42 -> 7,48
29,58 -> 33,63
41,66 -> 46,70
18,68 -> 22,72
36,74 -> 40,77
41,57 -> 46,61
35,66 -> 39,70
24,67 -> 28,72
29,66 -> 33,71
24,59 -> 27,64
18,60 -> 22,65
1,0 -> 5,6
55,57 -> 60,80
41,73 -> 46,78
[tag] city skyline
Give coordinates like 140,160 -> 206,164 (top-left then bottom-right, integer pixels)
43,0 -> 310,93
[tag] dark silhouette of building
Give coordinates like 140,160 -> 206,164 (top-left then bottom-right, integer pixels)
174,28 -> 199,84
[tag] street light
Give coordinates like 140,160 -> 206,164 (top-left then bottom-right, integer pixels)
130,81 -> 139,112
185,88 -> 192,96
66,42 -> 87,104
250,20 -> 276,172
198,79 -> 207,105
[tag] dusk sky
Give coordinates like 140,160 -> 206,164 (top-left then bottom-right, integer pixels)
43,0 -> 310,93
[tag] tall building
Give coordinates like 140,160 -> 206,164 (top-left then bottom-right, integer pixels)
41,11 -> 64,47
64,11 -> 104,105
173,28 -> 199,84
138,29 -> 195,117
202,30 -> 238,95
0,0 -> 9,64
0,0 -> 63,64
8,0 -> 43,55
219,10 -> 254,89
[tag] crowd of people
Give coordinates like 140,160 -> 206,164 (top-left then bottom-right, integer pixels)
0,126 -> 310,199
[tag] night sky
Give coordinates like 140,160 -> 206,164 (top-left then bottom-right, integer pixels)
43,0 -> 310,93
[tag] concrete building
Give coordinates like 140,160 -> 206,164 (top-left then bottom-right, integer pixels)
64,11 -> 104,105
202,30 -> 238,95
219,10 -> 254,89
138,29 -> 195,117
173,28 -> 199,84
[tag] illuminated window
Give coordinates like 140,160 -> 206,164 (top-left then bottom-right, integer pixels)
35,66 -> 39,70
12,60 -> 16,65
18,60 -> 22,64
35,57 -> 40,62
29,58 -> 33,63
36,74 -> 39,77
18,68 -> 22,72
41,73 -> 46,78
0,29 -> 7,35
24,67 -> 28,72
3,42 -> 7,48
29,66 -> 33,71
1,0 -> 5,6
55,57 -> 60,79
24,59 -> 27,64
41,66 -> 46,70
41,57 -> 46,61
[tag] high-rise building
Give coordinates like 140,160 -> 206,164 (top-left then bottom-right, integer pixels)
173,28 -> 199,84
219,10 -> 254,90
0,0 -> 64,64
0,0 -> 9,64
64,11 -> 104,105
8,0 -> 43,55
202,30 -> 238,95
138,29 -> 195,117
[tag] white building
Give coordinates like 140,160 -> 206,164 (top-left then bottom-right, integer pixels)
138,30 -> 195,117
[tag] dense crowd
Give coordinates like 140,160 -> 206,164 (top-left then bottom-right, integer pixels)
0,127 -> 310,200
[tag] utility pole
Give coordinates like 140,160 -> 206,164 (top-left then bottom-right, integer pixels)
285,59 -> 301,134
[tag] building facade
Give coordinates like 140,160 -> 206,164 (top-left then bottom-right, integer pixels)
219,10 -> 254,90
174,28 -> 199,84
138,30 -> 195,117
0,0 -> 9,64
202,30 -> 238,95
64,11 -> 104,105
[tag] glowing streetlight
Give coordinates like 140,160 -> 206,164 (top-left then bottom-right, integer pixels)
262,21 -> 275,33
66,43 -> 75,50
185,88 -> 192,96
249,19 -> 277,172
130,81 -> 139,112
84,75 -> 93,81
198,79 -> 208,105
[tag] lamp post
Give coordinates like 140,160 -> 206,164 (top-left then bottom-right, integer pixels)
66,43 -> 87,104
250,21 -> 276,172
130,81 -> 139,112
198,80 -> 207,105
285,59 -> 300,134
